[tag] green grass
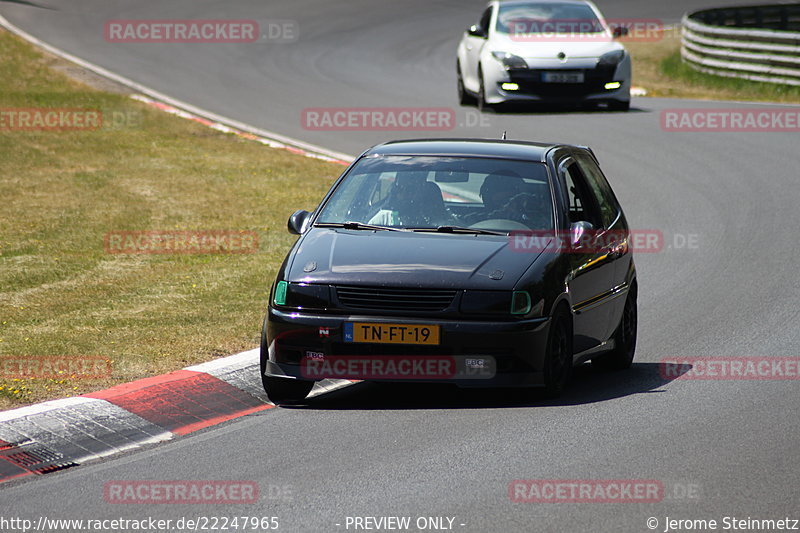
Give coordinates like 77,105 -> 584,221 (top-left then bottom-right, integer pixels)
0,29 -> 342,409
625,29 -> 800,103
661,50 -> 800,103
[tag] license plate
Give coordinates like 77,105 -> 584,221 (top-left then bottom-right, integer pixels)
542,71 -> 584,83
344,323 -> 440,345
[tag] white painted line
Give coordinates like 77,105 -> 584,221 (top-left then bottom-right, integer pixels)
0,397 -> 100,423
185,348 -> 259,373
0,14 -> 356,422
0,14 -> 355,164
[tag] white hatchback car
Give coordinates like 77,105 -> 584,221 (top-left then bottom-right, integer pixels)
457,0 -> 631,111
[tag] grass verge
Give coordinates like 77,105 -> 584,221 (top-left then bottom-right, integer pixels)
626,28 -> 800,104
0,29 -> 341,410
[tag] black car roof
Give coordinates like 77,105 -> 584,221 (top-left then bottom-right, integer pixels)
365,138 -> 564,163
498,0 -> 591,5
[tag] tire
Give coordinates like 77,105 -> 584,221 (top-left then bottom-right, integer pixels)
542,306 -> 573,397
260,315 -> 314,404
593,284 -> 638,371
476,68 -> 492,113
262,375 -> 314,404
457,62 -> 476,106
608,99 -> 630,111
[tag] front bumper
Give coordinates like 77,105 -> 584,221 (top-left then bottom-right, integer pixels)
264,307 -> 551,388
482,57 -> 631,104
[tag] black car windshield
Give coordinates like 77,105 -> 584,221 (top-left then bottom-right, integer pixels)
496,2 -> 605,35
316,155 -> 554,233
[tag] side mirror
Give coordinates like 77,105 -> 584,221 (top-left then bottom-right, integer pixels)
569,221 -> 595,249
288,210 -> 312,235
612,26 -> 629,38
467,24 -> 487,38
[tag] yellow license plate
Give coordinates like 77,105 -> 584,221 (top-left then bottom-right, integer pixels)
344,323 -> 440,345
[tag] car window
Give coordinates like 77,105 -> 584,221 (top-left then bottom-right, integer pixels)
559,160 -> 602,228
575,154 -> 619,228
478,6 -> 493,33
317,156 -> 554,232
496,2 -> 603,35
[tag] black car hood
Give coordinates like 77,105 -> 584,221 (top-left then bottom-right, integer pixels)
286,228 -> 545,290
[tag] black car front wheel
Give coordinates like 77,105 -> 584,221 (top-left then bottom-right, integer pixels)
476,68 -> 493,113
262,375 -> 314,404
607,99 -> 631,111
593,284 -> 637,370
542,306 -> 573,397
260,315 -> 315,404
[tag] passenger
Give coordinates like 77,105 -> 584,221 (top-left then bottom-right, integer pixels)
369,174 -> 453,227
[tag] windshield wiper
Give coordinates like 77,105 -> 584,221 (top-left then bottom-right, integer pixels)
409,226 -> 508,236
315,221 -> 406,232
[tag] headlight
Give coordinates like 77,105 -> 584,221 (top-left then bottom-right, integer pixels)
511,291 -> 532,315
598,49 -> 625,66
461,291 -> 512,315
273,282 -> 330,310
273,281 -> 288,306
491,51 -> 528,70
460,290 -> 543,317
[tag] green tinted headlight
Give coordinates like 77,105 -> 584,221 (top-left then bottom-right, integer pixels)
460,291 -> 512,315
460,290 -> 536,316
273,281 -> 288,306
273,281 -> 330,309
511,291 -> 532,315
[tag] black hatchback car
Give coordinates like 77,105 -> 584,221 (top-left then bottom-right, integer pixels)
261,139 -> 637,402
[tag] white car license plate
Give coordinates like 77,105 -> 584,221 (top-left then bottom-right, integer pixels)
542,71 -> 584,83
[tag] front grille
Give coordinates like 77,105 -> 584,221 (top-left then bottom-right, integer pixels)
508,65 -> 616,98
334,286 -> 457,312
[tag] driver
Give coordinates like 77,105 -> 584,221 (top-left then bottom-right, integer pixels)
462,171 -> 549,228
368,173 -> 453,227
461,171 -> 522,224
481,171 -> 524,212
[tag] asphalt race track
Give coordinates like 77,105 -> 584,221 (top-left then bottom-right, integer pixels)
1,0 -> 799,531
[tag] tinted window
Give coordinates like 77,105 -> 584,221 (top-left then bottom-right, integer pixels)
317,156 -> 554,232
576,154 -> 619,228
496,2 -> 603,34
478,7 -> 493,32
560,160 -> 602,227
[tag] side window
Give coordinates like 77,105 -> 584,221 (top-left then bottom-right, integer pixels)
576,154 -> 619,228
478,6 -> 493,33
560,160 -> 602,228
